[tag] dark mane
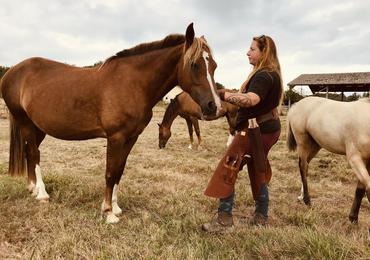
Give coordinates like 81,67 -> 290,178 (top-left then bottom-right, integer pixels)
162,94 -> 181,124
103,34 -> 186,65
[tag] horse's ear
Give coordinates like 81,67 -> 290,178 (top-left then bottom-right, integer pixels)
185,23 -> 195,50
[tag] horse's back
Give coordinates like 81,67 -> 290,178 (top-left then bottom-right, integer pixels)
287,97 -> 325,133
1,57 -> 88,100
177,92 -> 202,119
288,96 -> 370,155
1,57 -> 106,139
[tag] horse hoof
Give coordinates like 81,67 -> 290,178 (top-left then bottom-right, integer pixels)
297,195 -> 311,206
27,183 -> 36,193
36,195 -> 50,202
348,215 -> 358,224
106,213 -> 120,224
112,205 -> 122,216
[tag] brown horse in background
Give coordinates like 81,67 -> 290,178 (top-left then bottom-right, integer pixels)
287,96 -> 370,223
158,90 -> 238,149
0,23 -> 222,223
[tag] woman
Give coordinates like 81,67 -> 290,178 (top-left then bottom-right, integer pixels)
202,35 -> 283,232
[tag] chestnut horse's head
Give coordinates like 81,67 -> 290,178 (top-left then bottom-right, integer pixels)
158,123 -> 171,149
177,23 -> 222,120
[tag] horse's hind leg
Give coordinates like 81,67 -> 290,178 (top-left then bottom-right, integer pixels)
297,136 -> 320,205
21,122 -> 48,201
348,181 -> 365,223
185,117 -> 194,149
191,117 -> 202,149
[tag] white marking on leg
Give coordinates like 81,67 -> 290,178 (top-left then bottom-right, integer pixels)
28,181 -> 36,194
202,51 -> 222,115
226,134 -> 234,147
101,200 -> 120,224
297,185 -> 304,201
112,184 -> 122,216
35,164 -> 50,201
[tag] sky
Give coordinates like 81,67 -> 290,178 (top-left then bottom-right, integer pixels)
1,0 -> 370,94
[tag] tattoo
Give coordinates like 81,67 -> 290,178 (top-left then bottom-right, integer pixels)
225,93 -> 254,107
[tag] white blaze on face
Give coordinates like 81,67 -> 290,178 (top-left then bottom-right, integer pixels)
202,51 -> 222,115
35,164 -> 50,200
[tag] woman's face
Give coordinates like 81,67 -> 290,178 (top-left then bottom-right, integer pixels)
247,40 -> 262,66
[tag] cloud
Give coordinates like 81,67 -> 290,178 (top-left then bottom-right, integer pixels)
1,0 -> 369,88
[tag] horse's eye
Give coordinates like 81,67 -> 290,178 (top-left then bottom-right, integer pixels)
191,62 -> 198,70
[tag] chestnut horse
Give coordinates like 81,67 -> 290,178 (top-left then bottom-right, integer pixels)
0,23 -> 222,223
158,90 -> 238,149
287,96 -> 370,223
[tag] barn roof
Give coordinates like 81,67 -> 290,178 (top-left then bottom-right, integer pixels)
288,72 -> 370,93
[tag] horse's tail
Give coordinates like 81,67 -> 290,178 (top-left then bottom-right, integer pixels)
8,114 -> 27,176
286,118 -> 297,152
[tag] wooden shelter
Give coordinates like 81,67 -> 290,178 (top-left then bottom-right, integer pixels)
288,72 -> 370,100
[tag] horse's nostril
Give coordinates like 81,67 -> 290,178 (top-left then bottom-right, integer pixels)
208,101 -> 216,112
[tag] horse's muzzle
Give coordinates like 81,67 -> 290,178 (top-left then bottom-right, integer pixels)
201,100 -> 217,119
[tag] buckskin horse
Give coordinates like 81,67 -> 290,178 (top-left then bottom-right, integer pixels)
287,96 -> 370,223
158,90 -> 238,149
0,23 -> 222,223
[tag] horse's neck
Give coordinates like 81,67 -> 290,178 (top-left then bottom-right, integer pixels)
161,101 -> 180,128
154,48 -> 184,105
136,46 -> 183,107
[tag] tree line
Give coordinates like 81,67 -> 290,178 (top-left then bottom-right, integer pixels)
0,66 -> 9,79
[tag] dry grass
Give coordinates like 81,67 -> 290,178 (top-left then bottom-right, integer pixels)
0,103 -> 369,259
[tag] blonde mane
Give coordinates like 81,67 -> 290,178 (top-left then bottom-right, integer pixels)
183,37 -> 212,68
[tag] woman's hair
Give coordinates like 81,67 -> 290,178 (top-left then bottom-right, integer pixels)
240,35 -> 284,108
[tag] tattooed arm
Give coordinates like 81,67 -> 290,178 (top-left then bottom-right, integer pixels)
223,92 -> 261,107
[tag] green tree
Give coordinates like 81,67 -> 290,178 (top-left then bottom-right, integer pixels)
346,92 -> 360,101
215,82 -> 225,89
284,88 -> 304,105
0,66 -> 10,79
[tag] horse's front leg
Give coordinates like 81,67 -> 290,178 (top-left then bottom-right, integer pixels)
347,154 -> 370,207
349,181 -> 365,223
102,134 -> 138,224
225,114 -> 235,147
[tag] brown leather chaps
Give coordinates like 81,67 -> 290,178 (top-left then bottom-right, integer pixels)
204,129 -> 280,200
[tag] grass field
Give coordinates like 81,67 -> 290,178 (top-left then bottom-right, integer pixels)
0,103 -> 369,259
